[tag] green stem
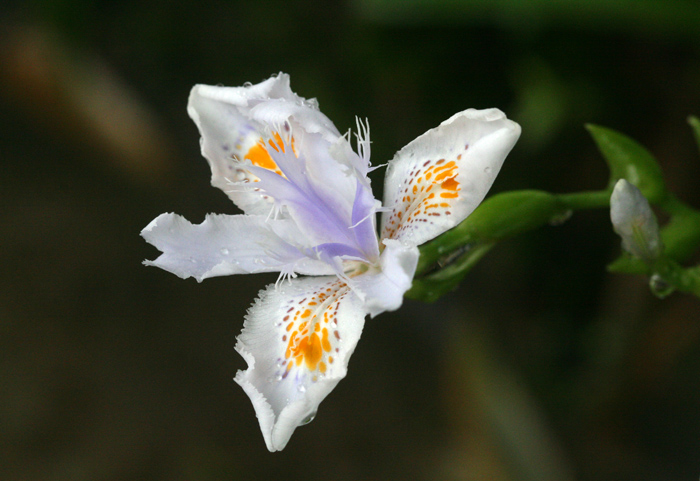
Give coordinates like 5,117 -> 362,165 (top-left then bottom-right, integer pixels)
557,189 -> 612,210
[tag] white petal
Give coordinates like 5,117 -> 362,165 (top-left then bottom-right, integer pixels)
380,108 -> 521,246
348,239 -> 419,318
141,213 -> 333,281
187,74 -> 341,215
234,277 -> 366,451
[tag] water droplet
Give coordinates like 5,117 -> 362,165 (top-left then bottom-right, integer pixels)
300,411 -> 317,425
330,321 -> 337,328
649,274 -> 675,298
220,248 -> 229,256
297,384 -> 306,393
484,166 -> 491,174
303,98 -> 319,110
243,82 -> 253,87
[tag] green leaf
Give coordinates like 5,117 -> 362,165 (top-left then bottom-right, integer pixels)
586,124 -> 667,204
607,254 -> 647,275
660,207 -> 700,262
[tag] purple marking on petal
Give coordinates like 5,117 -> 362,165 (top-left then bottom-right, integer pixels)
350,179 -> 380,261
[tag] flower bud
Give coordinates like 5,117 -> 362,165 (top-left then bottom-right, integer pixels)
610,179 -> 662,262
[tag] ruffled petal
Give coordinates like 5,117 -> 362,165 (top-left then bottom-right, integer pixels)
141,213 -> 334,281
235,277 -> 366,451
248,133 -> 380,260
347,239 -> 419,318
380,108 -> 521,246
187,74 -> 342,215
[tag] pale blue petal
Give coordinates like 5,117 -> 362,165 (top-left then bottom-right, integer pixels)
249,136 -> 379,260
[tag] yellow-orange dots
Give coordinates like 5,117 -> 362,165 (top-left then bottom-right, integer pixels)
417,176 -> 424,183
397,211 -> 403,219
425,172 -> 432,180
328,356 -> 334,364
434,160 -> 454,171
308,301 -> 317,306
428,193 -> 435,199
285,331 -> 298,358
322,328 -> 332,352
314,323 -> 320,332
412,185 -> 418,194
319,362 -> 327,374
441,177 -> 460,191
286,323 -> 294,332
440,202 -> 450,207
301,309 -> 312,318
286,362 -> 293,372
441,192 -> 459,199
434,168 -> 457,182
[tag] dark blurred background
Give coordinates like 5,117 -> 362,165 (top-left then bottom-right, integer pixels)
2,0 -> 700,480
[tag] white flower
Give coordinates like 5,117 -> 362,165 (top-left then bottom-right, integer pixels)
141,73 -> 520,451
610,179 -> 662,262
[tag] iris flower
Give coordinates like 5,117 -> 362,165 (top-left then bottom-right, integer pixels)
142,73 -> 520,451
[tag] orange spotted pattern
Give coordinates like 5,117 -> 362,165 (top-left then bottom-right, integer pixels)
276,280 -> 350,381
381,144 -> 469,240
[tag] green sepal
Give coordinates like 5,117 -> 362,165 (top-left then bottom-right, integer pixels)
606,254 -> 647,275
415,190 -> 568,276
406,243 -> 494,302
586,124 -> 667,204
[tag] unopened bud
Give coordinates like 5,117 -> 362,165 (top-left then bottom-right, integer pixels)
610,179 -> 662,262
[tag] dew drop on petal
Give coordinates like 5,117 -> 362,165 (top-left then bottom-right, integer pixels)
300,411 -> 317,425
297,384 -> 306,393
220,248 -> 230,256
303,98 -> 319,110
484,166 -> 491,174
